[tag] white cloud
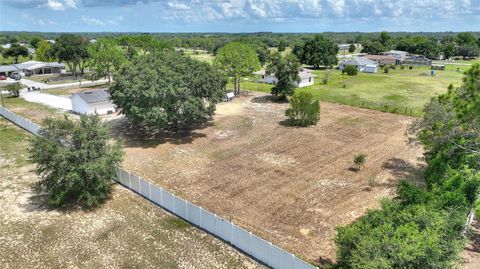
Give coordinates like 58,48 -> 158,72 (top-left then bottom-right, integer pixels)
45,0 -> 76,10
82,15 -> 105,25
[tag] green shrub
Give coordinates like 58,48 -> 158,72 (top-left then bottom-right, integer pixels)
285,91 -> 320,127
29,115 -> 123,208
409,65 -> 413,69
390,64 -> 396,70
342,65 -> 358,76
400,65 -> 405,69
353,154 -> 366,170
384,65 -> 390,73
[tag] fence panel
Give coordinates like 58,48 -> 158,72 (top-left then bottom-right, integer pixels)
250,234 -> 272,266
150,185 -> 162,206
293,258 -> 315,269
129,174 -> 140,193
139,178 -> 150,199
214,216 -> 232,243
200,208 -> 216,234
186,202 -> 201,227
173,195 -> 187,219
270,244 -> 294,269
161,189 -> 174,212
231,224 -> 251,254
114,167 -> 122,184
120,169 -> 130,188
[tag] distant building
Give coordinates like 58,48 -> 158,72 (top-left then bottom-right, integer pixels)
339,57 -> 378,73
71,89 -> 116,115
381,50 -> 408,64
403,55 -> 432,66
46,40 -> 56,44
253,68 -> 316,88
0,61 -> 66,76
363,55 -> 396,65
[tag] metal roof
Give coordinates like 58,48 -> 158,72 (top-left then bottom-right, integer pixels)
340,57 -> 378,66
74,89 -> 110,104
0,65 -> 17,73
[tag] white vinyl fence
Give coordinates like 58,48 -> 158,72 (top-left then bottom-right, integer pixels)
0,106 -> 317,269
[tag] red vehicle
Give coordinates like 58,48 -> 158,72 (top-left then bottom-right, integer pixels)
0,75 -> 7,80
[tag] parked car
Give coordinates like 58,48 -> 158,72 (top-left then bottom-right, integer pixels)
9,73 -> 21,80
0,75 -> 6,80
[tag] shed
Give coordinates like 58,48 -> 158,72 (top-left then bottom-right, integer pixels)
71,89 -> 116,115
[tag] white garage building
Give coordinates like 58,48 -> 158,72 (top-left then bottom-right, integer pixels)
254,68 -> 316,88
71,89 -> 116,115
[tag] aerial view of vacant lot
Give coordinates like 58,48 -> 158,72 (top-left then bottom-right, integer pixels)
115,92 -> 425,263
0,119 -> 263,269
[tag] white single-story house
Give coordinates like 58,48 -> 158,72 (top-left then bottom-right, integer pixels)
0,61 -> 66,76
339,57 -> 378,73
254,68 -> 316,88
71,89 -> 116,115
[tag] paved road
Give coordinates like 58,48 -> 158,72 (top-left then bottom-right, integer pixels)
20,78 -> 108,90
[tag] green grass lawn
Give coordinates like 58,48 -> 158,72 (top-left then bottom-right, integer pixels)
189,53 -> 214,64
240,66 -> 464,117
0,55 -> 31,65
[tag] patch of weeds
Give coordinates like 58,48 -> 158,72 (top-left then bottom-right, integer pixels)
160,216 -> 190,230
337,116 -> 361,126
98,223 -> 122,241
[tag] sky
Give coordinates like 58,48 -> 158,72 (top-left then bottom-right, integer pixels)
1,0 -> 479,33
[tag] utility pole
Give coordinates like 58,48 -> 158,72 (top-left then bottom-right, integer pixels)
0,88 -> 4,107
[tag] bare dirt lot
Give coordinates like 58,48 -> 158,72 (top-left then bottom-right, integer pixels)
0,120 -> 263,269
115,92 -> 425,264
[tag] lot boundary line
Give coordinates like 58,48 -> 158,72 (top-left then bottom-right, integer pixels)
0,106 -> 318,269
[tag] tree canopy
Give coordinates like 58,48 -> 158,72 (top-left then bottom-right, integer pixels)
87,38 -> 126,83
29,115 -> 123,208
214,42 -> 260,95
110,51 -> 227,130
35,40 -> 55,62
51,34 -> 89,78
294,35 -> 338,68
2,43 -> 29,63
267,53 -> 301,100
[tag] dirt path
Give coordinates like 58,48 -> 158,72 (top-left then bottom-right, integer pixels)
116,93 -> 425,264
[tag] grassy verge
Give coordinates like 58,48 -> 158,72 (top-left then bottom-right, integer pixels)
0,119 -> 29,166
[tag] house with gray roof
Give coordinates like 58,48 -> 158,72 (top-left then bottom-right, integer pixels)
339,57 -> 378,73
0,61 -> 66,76
71,89 -> 116,115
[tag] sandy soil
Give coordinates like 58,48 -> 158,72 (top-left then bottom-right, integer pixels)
462,218 -> 480,269
114,92 -> 425,264
0,123 -> 263,269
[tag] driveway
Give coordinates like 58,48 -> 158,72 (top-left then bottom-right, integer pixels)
20,90 -> 72,110
20,78 -> 108,90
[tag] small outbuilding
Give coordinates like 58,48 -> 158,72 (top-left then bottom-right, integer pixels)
339,57 -> 378,73
254,68 -> 316,88
71,89 -> 116,115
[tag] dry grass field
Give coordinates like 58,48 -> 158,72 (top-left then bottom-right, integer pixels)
0,119 -> 263,269
113,92 -> 425,264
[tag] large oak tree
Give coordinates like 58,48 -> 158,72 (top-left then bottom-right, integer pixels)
110,51 -> 227,130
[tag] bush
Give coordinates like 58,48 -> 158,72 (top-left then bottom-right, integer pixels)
390,64 -> 396,70
342,65 -> 358,76
409,66 -> 413,69
400,65 -> 405,69
5,83 -> 22,97
353,154 -> 366,170
29,115 -> 123,208
384,65 -> 390,73
285,92 -> 320,127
